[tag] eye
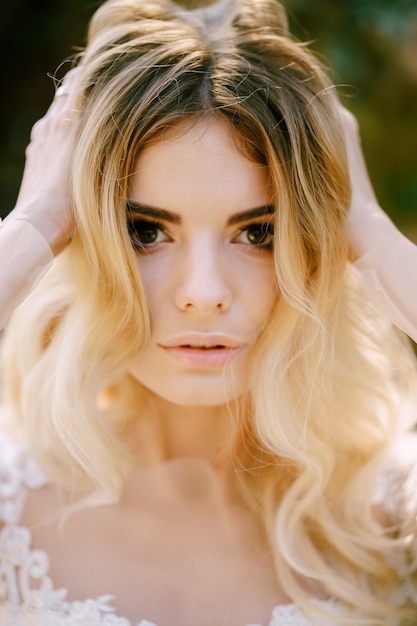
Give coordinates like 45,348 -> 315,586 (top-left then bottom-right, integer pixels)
127,219 -> 168,249
235,222 -> 274,248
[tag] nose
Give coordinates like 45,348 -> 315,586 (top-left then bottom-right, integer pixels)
174,239 -> 232,315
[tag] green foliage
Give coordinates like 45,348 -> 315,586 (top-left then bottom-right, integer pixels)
286,0 -> 417,225
0,0 -> 416,226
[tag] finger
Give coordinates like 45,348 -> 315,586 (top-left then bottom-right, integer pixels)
30,117 -> 48,143
49,66 -> 82,115
340,107 -> 378,205
27,71 -> 81,157
54,67 -> 81,97
54,83 -> 70,98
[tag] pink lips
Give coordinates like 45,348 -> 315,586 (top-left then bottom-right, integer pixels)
160,334 -> 242,368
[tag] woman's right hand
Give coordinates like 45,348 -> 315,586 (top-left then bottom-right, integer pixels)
6,67 -> 81,255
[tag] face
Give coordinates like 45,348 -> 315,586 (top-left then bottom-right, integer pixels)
127,117 -> 278,406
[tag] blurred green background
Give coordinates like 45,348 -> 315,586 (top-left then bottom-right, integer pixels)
1,0 -> 416,233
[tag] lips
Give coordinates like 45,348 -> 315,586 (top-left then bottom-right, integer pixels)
160,334 -> 243,368
179,344 -> 227,349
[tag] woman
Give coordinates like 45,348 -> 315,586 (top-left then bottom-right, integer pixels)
0,0 -> 416,623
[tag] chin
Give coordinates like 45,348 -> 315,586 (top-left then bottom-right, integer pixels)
129,370 -> 248,407
156,388 -> 240,407
163,383 -> 244,406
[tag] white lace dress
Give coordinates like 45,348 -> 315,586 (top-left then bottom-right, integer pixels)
0,431 -> 341,626
0,430 -> 416,626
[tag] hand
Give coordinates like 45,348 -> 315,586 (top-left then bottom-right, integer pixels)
6,67 -> 81,255
340,106 -> 397,259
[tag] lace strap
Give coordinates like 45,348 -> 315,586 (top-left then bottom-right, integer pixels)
0,431 -> 48,526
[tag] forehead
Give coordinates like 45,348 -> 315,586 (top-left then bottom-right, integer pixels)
128,117 -> 272,217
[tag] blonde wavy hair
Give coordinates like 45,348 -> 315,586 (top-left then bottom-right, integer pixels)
2,0 -> 417,622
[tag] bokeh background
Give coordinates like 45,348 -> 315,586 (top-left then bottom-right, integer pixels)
1,0 -> 416,234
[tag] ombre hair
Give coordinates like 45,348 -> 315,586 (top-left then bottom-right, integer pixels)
1,0 -> 417,622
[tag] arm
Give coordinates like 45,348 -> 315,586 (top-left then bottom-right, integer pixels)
0,69 -> 80,330
342,107 -> 417,343
0,220 -> 53,330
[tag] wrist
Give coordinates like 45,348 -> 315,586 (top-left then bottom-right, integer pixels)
4,200 -> 72,256
345,203 -> 399,261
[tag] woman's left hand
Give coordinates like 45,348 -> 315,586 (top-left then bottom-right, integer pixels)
340,106 -> 398,260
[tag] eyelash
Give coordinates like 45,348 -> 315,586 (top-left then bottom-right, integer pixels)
236,222 -> 274,249
127,218 -> 274,251
127,218 -> 167,250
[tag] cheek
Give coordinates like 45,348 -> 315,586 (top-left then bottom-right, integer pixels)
137,256 -> 172,309
261,267 -> 279,309
240,263 -> 278,327
137,249 -> 278,332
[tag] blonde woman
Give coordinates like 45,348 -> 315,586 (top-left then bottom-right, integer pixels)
0,0 -> 416,624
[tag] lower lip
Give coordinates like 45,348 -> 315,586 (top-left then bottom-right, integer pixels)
162,346 -> 240,368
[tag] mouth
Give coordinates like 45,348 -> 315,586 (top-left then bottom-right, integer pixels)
180,344 -> 228,349
162,333 -> 242,349
160,338 -> 242,368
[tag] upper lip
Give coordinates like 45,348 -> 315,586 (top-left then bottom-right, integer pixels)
160,333 -> 243,349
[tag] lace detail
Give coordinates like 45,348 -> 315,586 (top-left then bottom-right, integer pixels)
0,431 -> 415,625
267,602 -> 337,625
0,593 -> 338,626
0,432 -> 150,625
0,431 -> 340,626
0,432 -> 48,527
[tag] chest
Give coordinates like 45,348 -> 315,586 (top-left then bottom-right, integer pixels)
20,481 -> 285,626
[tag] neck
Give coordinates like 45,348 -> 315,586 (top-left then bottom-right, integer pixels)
110,376 -> 245,471
103,377 -> 250,504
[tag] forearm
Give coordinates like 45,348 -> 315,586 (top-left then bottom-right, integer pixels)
353,221 -> 417,344
0,217 -> 53,330
340,106 -> 417,342
0,70 -> 82,331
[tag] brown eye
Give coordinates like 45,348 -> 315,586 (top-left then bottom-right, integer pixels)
128,219 -> 165,247
243,223 -> 274,247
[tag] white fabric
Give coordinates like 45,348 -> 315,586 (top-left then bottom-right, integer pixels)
0,219 -> 53,331
0,432 -> 340,626
0,431 -> 415,625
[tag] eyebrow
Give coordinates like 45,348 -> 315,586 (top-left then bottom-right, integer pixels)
127,202 -> 275,225
227,205 -> 275,226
